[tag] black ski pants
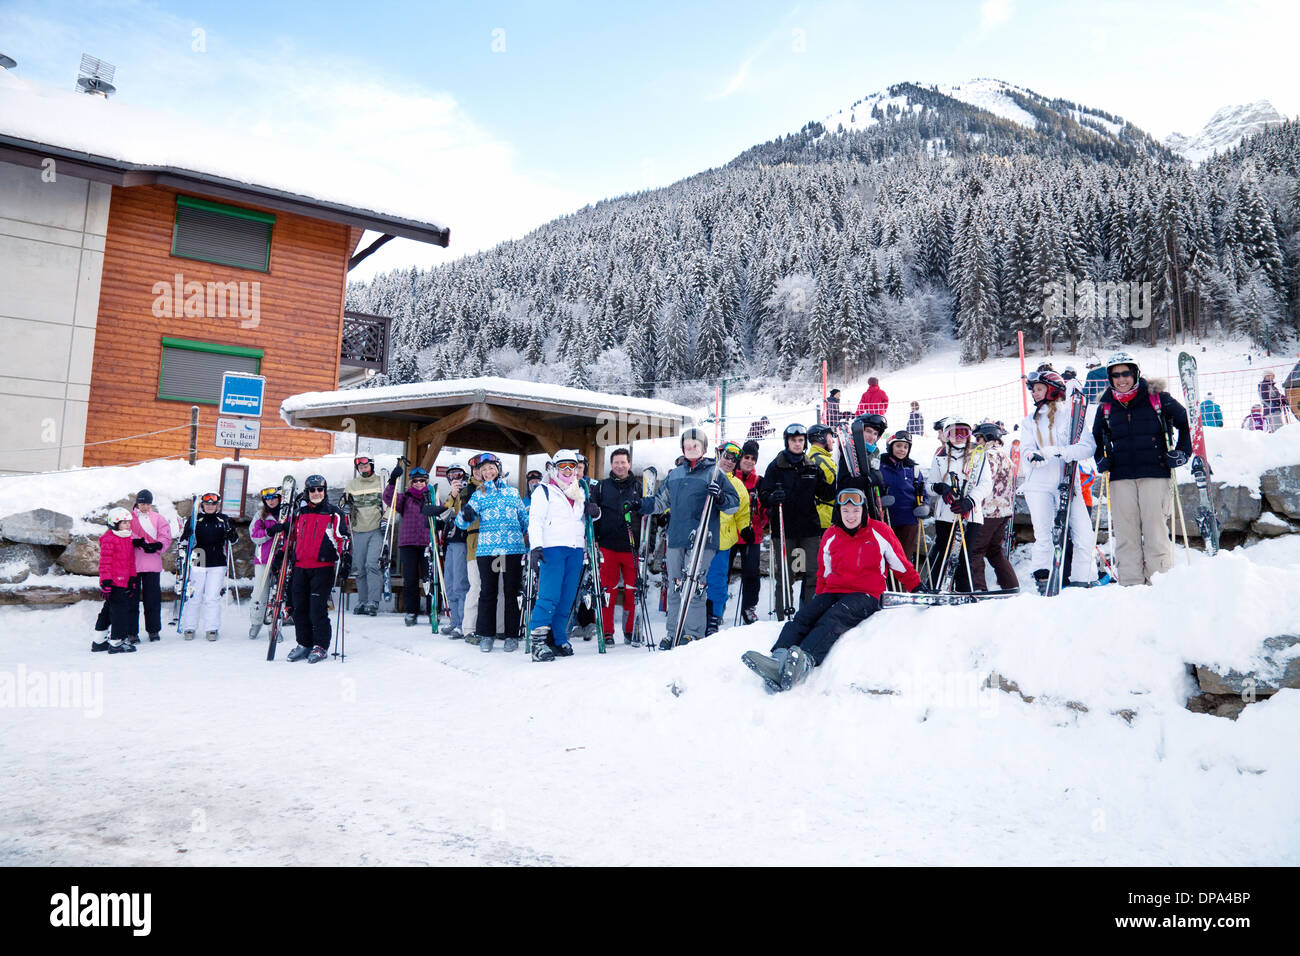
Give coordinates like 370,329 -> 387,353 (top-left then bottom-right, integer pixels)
127,571 -> 162,636
477,553 -> 522,639
95,586 -> 135,641
735,539 -> 761,610
770,591 -> 879,666
930,519 -> 974,592
399,544 -> 429,615
291,565 -> 335,650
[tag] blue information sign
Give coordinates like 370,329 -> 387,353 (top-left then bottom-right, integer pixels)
219,372 -> 266,418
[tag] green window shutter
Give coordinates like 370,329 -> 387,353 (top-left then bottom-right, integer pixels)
172,196 -> 274,272
158,339 -> 263,404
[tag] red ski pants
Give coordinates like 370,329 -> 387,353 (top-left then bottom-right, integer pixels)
599,547 -> 637,636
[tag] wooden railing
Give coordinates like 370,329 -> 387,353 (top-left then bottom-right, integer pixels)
341,310 -> 390,372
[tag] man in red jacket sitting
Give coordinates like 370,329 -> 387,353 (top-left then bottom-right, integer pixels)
742,487 -> 925,692
855,377 -> 889,417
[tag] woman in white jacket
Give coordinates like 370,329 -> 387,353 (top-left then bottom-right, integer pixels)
925,415 -> 993,591
1018,370 -> 1098,592
525,449 -> 598,662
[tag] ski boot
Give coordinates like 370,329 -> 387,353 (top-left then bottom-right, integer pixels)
465,632 -> 482,646
404,614 -> 417,627
147,632 -> 161,642
439,621 -> 454,635
286,645 -> 310,662
205,630 -> 219,642
623,630 -> 634,645
450,627 -> 464,640
742,647 -> 788,693
307,645 -> 329,663
1064,580 -> 1097,589
706,615 -> 722,636
182,630 -> 196,641
778,645 -> 815,692
583,622 -> 599,642
531,627 -> 555,662
1032,569 -> 1049,596
502,637 -> 519,653
553,641 -> 574,657
741,606 -> 758,625
125,634 -> 140,646
480,635 -> 495,653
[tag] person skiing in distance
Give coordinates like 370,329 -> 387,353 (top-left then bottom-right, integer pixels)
703,441 -> 751,635
588,447 -> 642,643
1019,370 -> 1098,592
274,475 -> 350,662
741,488 -> 925,693
341,456 -> 386,616
968,422 -> 1019,592
128,489 -> 171,643
1083,356 -> 1109,404
382,465 -> 434,627
856,377 -> 889,417
907,401 -> 924,437
526,450 -> 592,661
879,430 -> 927,561
1090,352 -> 1191,587
925,415 -> 994,591
92,507 -> 139,654
421,463 -> 472,637
1200,392 -> 1224,428
735,439 -> 767,625
824,388 -> 843,428
458,452 -> 529,653
759,423 -> 836,610
1259,371 -> 1287,431
178,492 -> 239,641
806,423 -> 838,530
645,427 -> 740,647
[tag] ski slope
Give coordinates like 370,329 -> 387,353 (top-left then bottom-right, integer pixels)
2,536 -> 1297,866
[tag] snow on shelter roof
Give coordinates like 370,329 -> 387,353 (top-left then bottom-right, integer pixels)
0,69 -> 449,246
281,377 -> 698,452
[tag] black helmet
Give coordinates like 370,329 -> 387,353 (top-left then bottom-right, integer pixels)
806,424 -> 833,447
680,427 -> 709,453
972,422 -> 1005,443
782,423 -> 808,450
886,429 -> 913,452
304,474 -> 327,493
856,413 -> 888,438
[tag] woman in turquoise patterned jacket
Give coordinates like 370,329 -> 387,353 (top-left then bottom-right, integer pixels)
456,453 -> 528,651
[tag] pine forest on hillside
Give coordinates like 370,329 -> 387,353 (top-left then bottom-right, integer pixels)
346,87 -> 1300,404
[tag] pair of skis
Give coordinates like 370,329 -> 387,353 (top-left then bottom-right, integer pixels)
627,468 -> 658,649
667,462 -> 722,648
1177,352 -> 1221,555
265,481 -> 302,661
1044,392 -> 1088,597
580,477 -> 608,654
880,587 -> 1019,609
934,443 -> 988,594
379,458 -> 408,603
171,493 -> 200,628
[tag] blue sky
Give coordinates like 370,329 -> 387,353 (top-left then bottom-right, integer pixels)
2,0 -> 1296,277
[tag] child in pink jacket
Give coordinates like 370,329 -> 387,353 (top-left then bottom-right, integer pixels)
93,508 -> 138,654
129,489 -> 172,642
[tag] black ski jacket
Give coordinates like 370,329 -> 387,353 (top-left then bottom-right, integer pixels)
759,450 -> 835,540
181,511 -> 238,568
1092,379 -> 1192,481
591,473 -> 641,552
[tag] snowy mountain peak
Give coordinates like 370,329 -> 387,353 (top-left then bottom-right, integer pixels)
1165,100 -> 1286,165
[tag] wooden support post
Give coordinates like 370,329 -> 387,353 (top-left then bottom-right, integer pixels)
517,453 -> 528,496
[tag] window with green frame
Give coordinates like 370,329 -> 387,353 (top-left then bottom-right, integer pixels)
171,195 -> 274,272
158,337 -> 263,405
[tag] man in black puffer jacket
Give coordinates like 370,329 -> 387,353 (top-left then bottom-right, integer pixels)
759,423 -> 836,612
591,448 -> 643,642
1091,352 -> 1192,586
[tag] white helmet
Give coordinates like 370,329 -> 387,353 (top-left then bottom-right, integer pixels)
107,506 -> 131,526
942,414 -> 973,441
550,449 -> 581,469
1105,350 -> 1140,379
444,461 -> 468,478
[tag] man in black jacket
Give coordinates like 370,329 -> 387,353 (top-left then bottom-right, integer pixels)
759,423 -> 836,613
591,448 -> 642,643
1091,351 -> 1192,586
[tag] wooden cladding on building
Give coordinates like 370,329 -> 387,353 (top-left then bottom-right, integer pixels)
82,185 -> 348,466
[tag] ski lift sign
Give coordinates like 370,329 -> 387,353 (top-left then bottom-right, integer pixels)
219,372 -> 266,418
216,417 -> 261,450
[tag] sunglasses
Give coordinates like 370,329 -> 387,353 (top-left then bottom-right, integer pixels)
411,477 -> 428,483
1110,369 -> 1135,379
836,490 -> 867,507
307,487 -> 327,494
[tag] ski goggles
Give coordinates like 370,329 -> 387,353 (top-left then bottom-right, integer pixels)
409,467 -> 430,482
477,453 -> 501,467
200,493 -> 221,505
554,462 -> 578,475
445,468 -> 467,481
353,456 -> 374,468
719,442 -> 741,462
836,489 -> 867,507
259,487 -> 281,500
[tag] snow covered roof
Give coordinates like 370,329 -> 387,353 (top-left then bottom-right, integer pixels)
0,69 -> 449,246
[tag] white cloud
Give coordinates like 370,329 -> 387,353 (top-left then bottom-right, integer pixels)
976,0 -> 1014,39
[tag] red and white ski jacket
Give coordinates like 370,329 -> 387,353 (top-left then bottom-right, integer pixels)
291,501 -> 349,569
816,517 -> 921,598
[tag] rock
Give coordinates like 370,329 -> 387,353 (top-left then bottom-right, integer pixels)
56,535 -> 101,576
0,562 -> 29,584
0,585 -> 104,606
1186,692 -> 1248,720
1194,634 -> 1300,696
1174,480 -> 1259,536
0,542 -> 56,579
1250,511 -> 1295,538
0,509 -> 74,546
1260,464 -> 1300,519
85,496 -> 140,528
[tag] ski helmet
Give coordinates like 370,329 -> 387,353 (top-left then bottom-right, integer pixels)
199,492 -> 221,507
1062,366 -> 1077,380
806,424 -> 833,448
783,423 -> 808,446
718,440 -> 742,462
886,429 -> 912,449
353,456 -> 374,473
107,506 -> 131,527
525,469 -> 542,482
972,422 -> 1005,443
551,449 -> 580,469
1086,355 -> 1101,369
408,467 -> 430,482
1105,350 -> 1140,380
135,489 -> 153,504
855,413 -> 888,438
304,475 -> 327,494
259,486 -> 282,502
1026,370 -> 1066,404
680,427 -> 709,453
446,462 -> 468,480
942,415 -> 973,444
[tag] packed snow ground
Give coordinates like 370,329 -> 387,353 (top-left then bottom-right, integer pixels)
3,537 -> 1297,866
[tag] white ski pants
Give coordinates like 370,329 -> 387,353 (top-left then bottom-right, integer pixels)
1023,489 -> 1096,584
180,564 -> 226,635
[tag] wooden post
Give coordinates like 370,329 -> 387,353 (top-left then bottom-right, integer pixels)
189,405 -> 199,465
517,453 -> 527,496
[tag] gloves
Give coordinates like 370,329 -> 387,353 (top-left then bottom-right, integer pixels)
623,498 -> 642,515
913,504 -> 930,518
420,502 -> 439,517
226,524 -> 239,543
879,494 -> 895,507
1029,453 -> 1045,464
133,538 -> 145,549
529,547 -> 543,572
1165,450 -> 1188,468
867,469 -> 886,491
143,541 -> 164,553
339,554 -> 352,579
100,579 -> 113,598
705,479 -> 724,501
912,582 -> 937,595
389,462 -> 404,483
584,501 -> 600,518
267,522 -> 288,536
1095,456 -> 1110,474
740,526 -> 756,545
460,504 -> 476,523
654,513 -> 671,528
952,495 -> 975,516
932,482 -> 953,499
768,486 -> 787,505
